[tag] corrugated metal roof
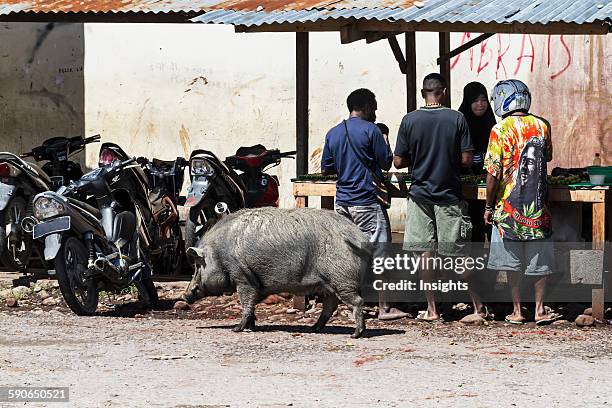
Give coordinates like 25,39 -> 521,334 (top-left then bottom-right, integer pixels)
191,0 -> 612,27
0,0 -> 609,28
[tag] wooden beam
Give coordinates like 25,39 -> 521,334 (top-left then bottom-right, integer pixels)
366,31 -> 399,44
437,32 -> 494,65
296,32 -> 309,180
387,35 -> 406,75
439,32 -> 451,108
355,21 -> 611,35
236,21 -> 610,35
340,25 -> 365,44
405,32 -> 417,113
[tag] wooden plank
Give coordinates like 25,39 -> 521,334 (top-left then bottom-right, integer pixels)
366,31 -> 399,44
340,25 -> 365,44
387,35 -> 407,74
293,182 -> 337,197
354,21 -> 609,35
437,33 -> 494,65
593,202 -> 605,250
235,21 -> 609,35
405,32 -> 417,113
293,182 -> 608,202
296,32 -> 309,177
321,196 -> 335,210
592,288 -> 604,321
439,32 -> 451,108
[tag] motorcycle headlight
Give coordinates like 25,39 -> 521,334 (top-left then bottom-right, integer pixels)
33,197 -> 65,220
190,159 -> 213,176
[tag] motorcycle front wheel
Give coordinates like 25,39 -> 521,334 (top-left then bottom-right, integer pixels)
55,236 -> 99,315
0,196 -> 33,270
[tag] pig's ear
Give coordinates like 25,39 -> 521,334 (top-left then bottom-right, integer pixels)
186,247 -> 205,260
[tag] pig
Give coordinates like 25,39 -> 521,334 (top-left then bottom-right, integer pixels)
183,207 -> 371,338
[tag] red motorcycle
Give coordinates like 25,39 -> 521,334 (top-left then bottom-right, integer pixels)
184,144 -> 295,250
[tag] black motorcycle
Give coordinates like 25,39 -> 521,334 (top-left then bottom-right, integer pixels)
138,156 -> 188,276
184,145 -> 295,251
30,153 -> 158,315
0,135 -> 99,270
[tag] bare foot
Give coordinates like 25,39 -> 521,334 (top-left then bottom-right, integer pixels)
378,308 -> 411,321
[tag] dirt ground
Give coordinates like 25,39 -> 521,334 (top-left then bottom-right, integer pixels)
1,276 -> 612,408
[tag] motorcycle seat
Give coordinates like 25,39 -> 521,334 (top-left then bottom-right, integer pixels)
235,144 -> 268,158
24,161 -> 53,185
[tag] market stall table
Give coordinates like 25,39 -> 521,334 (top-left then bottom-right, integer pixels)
292,178 -> 610,320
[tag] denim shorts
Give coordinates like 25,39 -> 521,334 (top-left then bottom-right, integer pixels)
487,225 -> 554,276
335,203 -> 391,243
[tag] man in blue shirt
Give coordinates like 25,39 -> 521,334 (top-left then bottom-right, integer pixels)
321,88 -> 409,320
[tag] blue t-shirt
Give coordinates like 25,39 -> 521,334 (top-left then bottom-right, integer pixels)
321,117 -> 393,206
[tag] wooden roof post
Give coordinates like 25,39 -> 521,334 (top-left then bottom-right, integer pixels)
405,32 -> 417,113
439,32 -> 451,108
296,32 -> 309,180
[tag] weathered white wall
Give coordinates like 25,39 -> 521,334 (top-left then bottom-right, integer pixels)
83,24 -> 610,231
0,23 -> 84,158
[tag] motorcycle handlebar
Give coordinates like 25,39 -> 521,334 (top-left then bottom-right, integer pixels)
280,151 -> 296,158
84,134 -> 101,144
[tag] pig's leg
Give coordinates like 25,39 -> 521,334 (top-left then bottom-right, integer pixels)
233,285 -> 259,332
338,292 -> 365,338
312,294 -> 340,333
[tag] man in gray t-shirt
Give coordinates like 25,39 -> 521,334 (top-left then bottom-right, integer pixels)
394,73 -> 480,322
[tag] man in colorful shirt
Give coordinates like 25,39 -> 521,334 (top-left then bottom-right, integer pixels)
484,79 -> 560,325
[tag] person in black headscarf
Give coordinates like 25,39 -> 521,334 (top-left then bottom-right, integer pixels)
459,82 -> 497,174
459,82 -> 497,243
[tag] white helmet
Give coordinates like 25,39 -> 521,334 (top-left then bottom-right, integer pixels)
491,79 -> 531,117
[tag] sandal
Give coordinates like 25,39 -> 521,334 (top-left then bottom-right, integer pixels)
535,312 -> 563,326
478,306 -> 495,321
504,315 -> 526,325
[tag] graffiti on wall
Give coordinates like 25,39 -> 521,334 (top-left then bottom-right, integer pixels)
451,33 -> 572,80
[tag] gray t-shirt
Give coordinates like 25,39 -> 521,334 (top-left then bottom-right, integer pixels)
394,107 -> 473,205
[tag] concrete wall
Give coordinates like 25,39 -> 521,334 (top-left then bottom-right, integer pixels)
0,23 -> 84,161
83,24 -> 610,231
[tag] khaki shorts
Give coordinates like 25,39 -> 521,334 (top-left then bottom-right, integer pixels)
403,198 -> 472,256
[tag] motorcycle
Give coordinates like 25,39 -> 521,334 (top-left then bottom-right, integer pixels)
184,144 -> 295,250
0,135 -> 99,271
138,156 -> 188,276
30,151 -> 158,315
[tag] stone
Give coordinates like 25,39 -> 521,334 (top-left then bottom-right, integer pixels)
52,281 -> 60,289
459,314 -> 484,326
583,308 -> 593,316
38,290 -> 51,300
552,319 -> 570,326
262,294 -> 284,305
286,308 -> 298,315
0,289 -> 12,300
6,298 -> 18,308
453,303 -> 468,311
268,314 -> 284,322
42,297 -> 59,306
173,300 -> 190,311
575,314 -> 595,327
11,286 -> 32,299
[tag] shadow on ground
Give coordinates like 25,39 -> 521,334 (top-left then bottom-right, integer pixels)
197,323 -> 404,338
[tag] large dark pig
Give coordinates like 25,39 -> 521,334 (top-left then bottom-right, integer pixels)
183,207 -> 370,338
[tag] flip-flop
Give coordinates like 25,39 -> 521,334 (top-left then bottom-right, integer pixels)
416,310 -> 443,323
535,312 -> 563,326
504,315 -> 526,325
478,306 -> 495,321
